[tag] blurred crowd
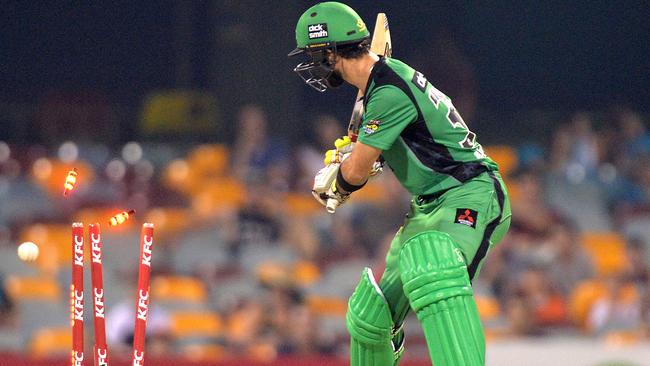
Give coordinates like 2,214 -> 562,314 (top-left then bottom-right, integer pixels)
0,104 -> 649,361
479,107 -> 650,340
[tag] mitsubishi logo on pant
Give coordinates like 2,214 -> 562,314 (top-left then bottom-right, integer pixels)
454,208 -> 478,229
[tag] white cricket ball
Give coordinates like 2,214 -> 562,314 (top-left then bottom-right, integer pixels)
17,241 -> 39,262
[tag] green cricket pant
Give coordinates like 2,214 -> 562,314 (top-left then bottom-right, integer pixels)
380,171 -> 511,363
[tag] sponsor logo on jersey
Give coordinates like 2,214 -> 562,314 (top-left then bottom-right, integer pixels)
308,23 -> 328,39
454,208 -> 478,228
412,71 -> 428,92
363,120 -> 381,135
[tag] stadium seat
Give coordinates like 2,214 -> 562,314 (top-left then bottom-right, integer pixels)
547,178 -> 611,231
254,260 -> 320,288
475,294 -> 501,321
5,276 -> 61,302
0,176 -> 55,227
239,243 -> 296,272
570,280 -> 607,329
151,275 -> 207,306
29,327 -> 71,358
162,158 -> 195,194
621,216 -> 650,265
581,232 -> 627,276
306,295 -> 347,317
0,328 -> 22,352
145,207 -> 192,235
604,330 -> 643,345
256,261 -> 292,286
180,344 -> 225,362
309,259 -> 370,298
292,260 -> 321,287
0,246 -> 39,277
246,341 -> 277,362
483,145 -> 518,177
30,159 -> 94,198
227,305 -> 262,343
350,179 -> 385,203
19,223 -> 72,272
209,276 -> 262,312
187,144 -> 229,178
19,301 -> 69,342
170,311 -> 223,338
172,228 -> 229,275
191,178 -> 245,218
318,314 -> 348,339
284,192 -> 322,216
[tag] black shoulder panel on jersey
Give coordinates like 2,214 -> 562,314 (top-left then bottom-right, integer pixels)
401,122 -> 487,182
365,59 -> 486,183
364,58 -> 420,116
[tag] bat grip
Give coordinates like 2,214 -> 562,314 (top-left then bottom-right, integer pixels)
326,199 -> 338,214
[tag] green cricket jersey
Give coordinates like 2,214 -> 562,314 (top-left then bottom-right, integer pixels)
358,57 -> 498,196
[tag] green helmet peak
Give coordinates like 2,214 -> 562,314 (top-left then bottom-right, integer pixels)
288,2 -> 369,57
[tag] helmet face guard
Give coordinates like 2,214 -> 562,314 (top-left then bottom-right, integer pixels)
292,44 -> 342,92
289,2 -> 370,92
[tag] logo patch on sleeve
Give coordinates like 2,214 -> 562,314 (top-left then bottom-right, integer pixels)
363,120 -> 381,135
308,23 -> 328,39
454,209 -> 478,228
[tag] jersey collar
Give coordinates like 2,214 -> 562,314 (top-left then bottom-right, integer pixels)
363,56 -> 386,102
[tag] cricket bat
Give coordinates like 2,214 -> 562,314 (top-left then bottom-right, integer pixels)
318,13 -> 392,214
347,13 -> 392,141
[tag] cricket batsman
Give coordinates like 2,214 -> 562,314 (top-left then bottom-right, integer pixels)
289,2 -> 511,365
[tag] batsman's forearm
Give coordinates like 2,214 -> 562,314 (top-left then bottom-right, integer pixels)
340,159 -> 370,188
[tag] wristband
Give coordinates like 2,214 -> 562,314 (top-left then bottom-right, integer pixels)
336,168 -> 366,193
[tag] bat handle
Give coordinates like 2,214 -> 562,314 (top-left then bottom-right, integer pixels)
326,199 -> 338,214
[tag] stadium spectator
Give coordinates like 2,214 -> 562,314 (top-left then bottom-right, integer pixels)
231,104 -> 289,188
504,290 -> 539,336
617,107 -> 650,163
587,275 -> 641,336
641,271 -> 650,338
625,237 -> 649,286
518,267 -> 569,329
549,112 -> 600,183
0,272 -> 14,328
510,166 -> 558,236
544,221 -> 595,297
294,115 -> 345,191
223,175 -> 282,253
568,112 -> 600,179
105,295 -> 172,353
